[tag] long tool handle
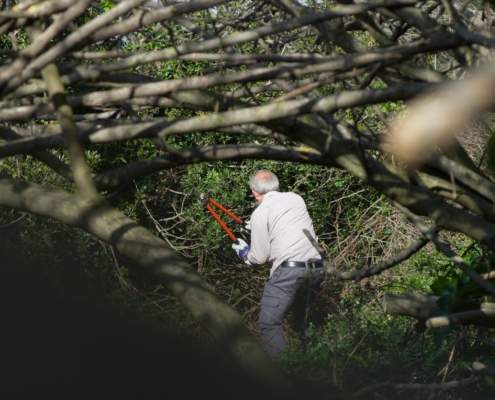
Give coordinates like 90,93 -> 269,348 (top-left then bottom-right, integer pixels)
206,204 -> 237,242
208,198 -> 243,224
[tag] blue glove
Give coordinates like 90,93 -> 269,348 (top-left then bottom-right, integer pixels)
232,238 -> 250,261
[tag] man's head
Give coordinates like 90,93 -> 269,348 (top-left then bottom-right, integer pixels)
249,170 -> 279,204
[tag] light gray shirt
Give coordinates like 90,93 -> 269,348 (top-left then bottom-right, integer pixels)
246,191 -> 321,276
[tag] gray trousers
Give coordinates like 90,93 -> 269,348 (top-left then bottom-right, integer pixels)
258,265 -> 323,358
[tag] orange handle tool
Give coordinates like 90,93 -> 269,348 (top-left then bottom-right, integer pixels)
207,198 -> 242,224
205,198 -> 243,242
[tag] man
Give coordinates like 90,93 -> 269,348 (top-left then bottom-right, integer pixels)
232,169 -> 324,358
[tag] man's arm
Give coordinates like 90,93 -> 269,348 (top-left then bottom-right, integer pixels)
246,207 -> 270,265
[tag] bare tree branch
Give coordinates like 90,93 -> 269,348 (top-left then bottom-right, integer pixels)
427,302 -> 495,328
328,236 -> 429,281
0,0 -> 149,94
40,61 -> 97,198
90,0 -> 228,42
0,175 -> 290,392
94,143 -> 327,189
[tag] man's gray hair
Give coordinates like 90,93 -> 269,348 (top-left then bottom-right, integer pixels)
249,170 -> 279,194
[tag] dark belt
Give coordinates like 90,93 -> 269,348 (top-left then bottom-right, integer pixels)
280,260 -> 324,269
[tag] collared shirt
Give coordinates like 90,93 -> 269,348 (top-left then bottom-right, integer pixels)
246,191 -> 321,276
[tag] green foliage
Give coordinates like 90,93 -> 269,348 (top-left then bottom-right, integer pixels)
173,161 -> 259,256
0,33 -> 13,51
429,245 -> 495,313
86,139 -> 159,172
379,101 -> 404,114
275,237 -> 495,394
382,250 -> 443,295
0,206 -> 112,296
100,0 -> 116,12
281,304 -> 464,392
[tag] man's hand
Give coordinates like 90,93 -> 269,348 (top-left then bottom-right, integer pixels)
232,238 -> 250,261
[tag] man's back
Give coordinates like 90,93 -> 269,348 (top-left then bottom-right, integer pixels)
247,191 -> 321,275
232,171 -> 325,359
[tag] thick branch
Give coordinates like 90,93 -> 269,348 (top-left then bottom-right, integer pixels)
0,0 -> 76,18
67,0 -> 419,81
383,293 -> 440,320
40,63 -> 97,198
0,84 -> 427,154
426,303 -> 495,328
426,154 -> 495,204
0,126 -> 72,181
0,0 -> 149,95
94,144 -> 327,189
11,33 -> 463,100
0,0 -> 94,85
0,176 -> 290,392
353,376 -> 478,397
90,0 -> 228,42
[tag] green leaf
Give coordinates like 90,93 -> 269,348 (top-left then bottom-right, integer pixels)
101,0 -> 115,11
430,275 -> 458,295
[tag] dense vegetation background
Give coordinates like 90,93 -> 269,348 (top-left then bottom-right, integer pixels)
1,1 -> 495,398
